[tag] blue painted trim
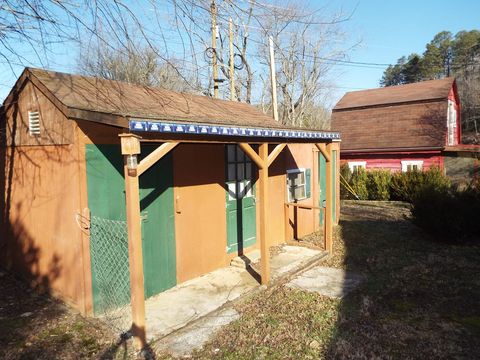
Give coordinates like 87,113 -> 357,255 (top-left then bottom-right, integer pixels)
129,119 -> 341,140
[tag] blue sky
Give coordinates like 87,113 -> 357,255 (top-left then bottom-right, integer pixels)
326,0 -> 480,103
0,0 -> 479,106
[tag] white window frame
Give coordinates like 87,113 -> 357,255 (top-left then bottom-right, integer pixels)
401,160 -> 423,172
348,161 -> 366,172
286,168 -> 307,202
447,100 -> 457,146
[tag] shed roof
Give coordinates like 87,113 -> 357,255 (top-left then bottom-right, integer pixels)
3,68 -> 340,141
333,78 -> 455,111
19,68 -> 280,129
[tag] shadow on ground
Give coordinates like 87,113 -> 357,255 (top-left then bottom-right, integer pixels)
193,201 -> 480,359
322,201 -> 480,359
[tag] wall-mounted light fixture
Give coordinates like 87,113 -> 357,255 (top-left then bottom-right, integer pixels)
119,133 -> 141,177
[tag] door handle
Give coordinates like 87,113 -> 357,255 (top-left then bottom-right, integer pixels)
175,195 -> 181,214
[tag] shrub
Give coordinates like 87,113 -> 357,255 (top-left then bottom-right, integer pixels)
411,186 -> 480,243
390,166 -> 450,202
366,170 -> 391,200
350,167 -> 369,200
340,164 -> 352,199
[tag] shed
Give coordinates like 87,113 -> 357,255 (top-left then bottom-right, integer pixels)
0,68 -> 340,346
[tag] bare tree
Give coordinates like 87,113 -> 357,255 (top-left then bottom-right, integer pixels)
164,0 -> 355,128
1,0 -> 357,129
78,37 -> 200,93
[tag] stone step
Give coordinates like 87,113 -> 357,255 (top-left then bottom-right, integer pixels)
230,249 -> 261,269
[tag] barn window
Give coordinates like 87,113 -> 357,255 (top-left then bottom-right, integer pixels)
447,100 -> 457,146
401,160 -> 423,172
28,110 -> 41,135
348,161 -> 366,172
287,168 -> 311,202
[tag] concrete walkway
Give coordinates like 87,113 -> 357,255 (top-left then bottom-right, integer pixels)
149,245 -> 326,356
287,266 -> 363,298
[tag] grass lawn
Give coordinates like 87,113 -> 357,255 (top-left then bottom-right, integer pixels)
1,201 -> 479,359
193,201 -> 480,359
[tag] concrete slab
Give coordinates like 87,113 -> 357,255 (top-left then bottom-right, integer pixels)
145,266 -> 257,340
142,244 -> 326,356
287,266 -> 363,298
270,246 -> 323,279
154,308 -> 240,357
230,249 -> 261,269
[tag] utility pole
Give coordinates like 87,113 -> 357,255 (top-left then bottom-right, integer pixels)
211,0 -> 219,98
229,18 -> 235,101
269,36 -> 279,121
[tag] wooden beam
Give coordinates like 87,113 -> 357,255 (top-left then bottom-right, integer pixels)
267,143 -> 286,167
124,163 -> 146,349
137,142 -> 179,176
258,143 -> 270,284
285,202 -> 322,210
315,143 -> 331,163
325,143 -> 333,253
238,143 -> 265,169
284,203 -> 290,242
269,36 -> 279,122
334,143 -> 341,225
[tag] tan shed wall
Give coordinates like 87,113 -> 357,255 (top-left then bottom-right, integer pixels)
0,144 -> 85,310
173,143 -> 229,283
4,80 -> 74,146
173,143 -> 288,284
266,147 -> 287,247
285,144 -> 320,239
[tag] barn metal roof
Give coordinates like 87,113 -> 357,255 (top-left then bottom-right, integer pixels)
333,78 -> 455,111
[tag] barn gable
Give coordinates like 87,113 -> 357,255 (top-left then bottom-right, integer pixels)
331,78 -> 459,152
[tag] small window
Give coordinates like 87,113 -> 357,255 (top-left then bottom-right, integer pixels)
28,110 -> 41,135
226,144 -> 254,200
401,160 -> 423,172
287,168 -> 310,202
348,161 -> 366,172
447,100 -> 457,146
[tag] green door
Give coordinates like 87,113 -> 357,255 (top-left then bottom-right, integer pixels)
225,145 -> 256,253
86,144 -> 176,314
318,150 -> 337,225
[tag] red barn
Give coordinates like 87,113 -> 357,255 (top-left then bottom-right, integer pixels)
331,78 -> 462,173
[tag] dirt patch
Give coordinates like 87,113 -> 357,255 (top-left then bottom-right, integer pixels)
0,271 -> 138,359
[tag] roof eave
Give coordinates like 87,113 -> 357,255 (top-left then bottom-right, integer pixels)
332,97 -> 448,112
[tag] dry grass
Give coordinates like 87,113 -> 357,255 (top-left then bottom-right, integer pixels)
2,201 -> 479,359
194,200 -> 480,359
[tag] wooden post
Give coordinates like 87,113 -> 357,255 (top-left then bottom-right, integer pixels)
229,18 -> 235,101
269,36 -> 279,122
325,142 -> 333,253
335,142 -> 341,225
284,203 -> 290,242
211,1 -> 219,98
258,143 -> 270,284
119,134 -> 146,349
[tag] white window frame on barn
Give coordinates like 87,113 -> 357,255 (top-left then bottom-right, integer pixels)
401,160 -> 423,172
447,100 -> 457,146
286,168 -> 311,202
348,161 -> 366,172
